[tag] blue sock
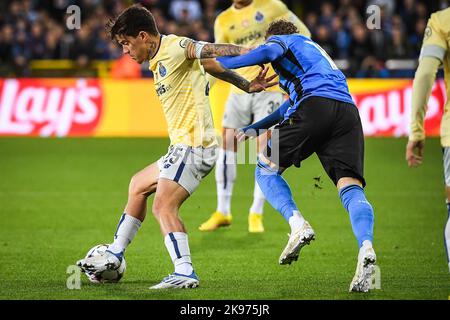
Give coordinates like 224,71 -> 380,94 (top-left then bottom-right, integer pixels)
255,160 -> 298,222
339,185 -> 374,248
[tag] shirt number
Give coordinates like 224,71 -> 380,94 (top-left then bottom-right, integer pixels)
305,40 -> 338,70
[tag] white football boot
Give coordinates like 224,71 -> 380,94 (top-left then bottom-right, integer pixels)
77,250 -> 122,275
279,221 -> 315,265
149,272 -> 199,289
349,243 -> 377,292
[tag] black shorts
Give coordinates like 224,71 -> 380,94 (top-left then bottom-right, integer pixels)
265,96 -> 366,187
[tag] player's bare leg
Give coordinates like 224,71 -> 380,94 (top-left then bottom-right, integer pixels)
338,177 -> 376,292
77,162 -> 160,275
151,178 -> 189,235
150,178 -> 199,289
255,154 -> 315,265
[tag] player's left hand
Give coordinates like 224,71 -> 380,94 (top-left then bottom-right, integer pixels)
248,66 -> 278,93
406,139 -> 425,167
236,128 -> 261,142
235,129 -> 248,143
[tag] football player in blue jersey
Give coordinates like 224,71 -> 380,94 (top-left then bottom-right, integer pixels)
216,20 -> 377,292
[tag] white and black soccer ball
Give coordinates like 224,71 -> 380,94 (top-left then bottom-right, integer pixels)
84,244 -> 126,283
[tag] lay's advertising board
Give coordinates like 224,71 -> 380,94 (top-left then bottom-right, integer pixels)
0,78 -> 445,137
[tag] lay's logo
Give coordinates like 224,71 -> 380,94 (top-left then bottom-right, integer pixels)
0,79 -> 102,137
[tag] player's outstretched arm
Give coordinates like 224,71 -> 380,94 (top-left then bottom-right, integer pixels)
217,42 -> 285,69
185,40 -> 248,59
201,58 -> 277,93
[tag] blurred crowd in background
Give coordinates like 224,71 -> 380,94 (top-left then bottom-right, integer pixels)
0,0 -> 448,77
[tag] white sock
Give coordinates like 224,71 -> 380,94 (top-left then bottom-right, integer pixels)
108,213 -> 142,254
215,149 -> 236,215
249,182 -> 265,215
362,240 -> 373,249
164,232 -> 194,275
288,210 -> 305,232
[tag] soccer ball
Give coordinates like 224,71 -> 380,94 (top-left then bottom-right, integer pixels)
83,244 -> 126,283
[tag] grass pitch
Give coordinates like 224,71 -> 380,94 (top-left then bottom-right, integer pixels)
0,137 -> 448,300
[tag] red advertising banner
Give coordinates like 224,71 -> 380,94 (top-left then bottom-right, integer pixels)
348,79 -> 446,137
0,78 -> 446,137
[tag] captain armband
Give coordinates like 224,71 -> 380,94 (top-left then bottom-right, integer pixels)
184,39 -> 208,59
419,45 -> 446,62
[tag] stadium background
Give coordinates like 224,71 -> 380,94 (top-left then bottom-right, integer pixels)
0,0 -> 449,300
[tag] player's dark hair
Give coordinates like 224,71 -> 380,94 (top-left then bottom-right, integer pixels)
266,20 -> 298,37
106,5 -> 159,40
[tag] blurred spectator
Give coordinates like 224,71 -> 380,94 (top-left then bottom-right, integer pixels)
387,26 -> 412,59
319,2 -> 335,29
12,31 -> 32,76
315,25 -> 337,58
415,2 -> 429,19
204,0 -> 218,30
348,23 -> 377,76
440,0 -> 450,9
331,16 -> 351,59
70,27 -> 96,63
305,12 -> 319,36
0,24 -> 14,75
43,31 -> 63,59
408,18 -> 427,57
400,0 -> 416,34
343,6 -> 363,31
29,22 -> 46,59
169,0 -> 202,22
138,0 -> 172,19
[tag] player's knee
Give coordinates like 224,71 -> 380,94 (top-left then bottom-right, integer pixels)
128,174 -> 144,197
129,173 -> 154,198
